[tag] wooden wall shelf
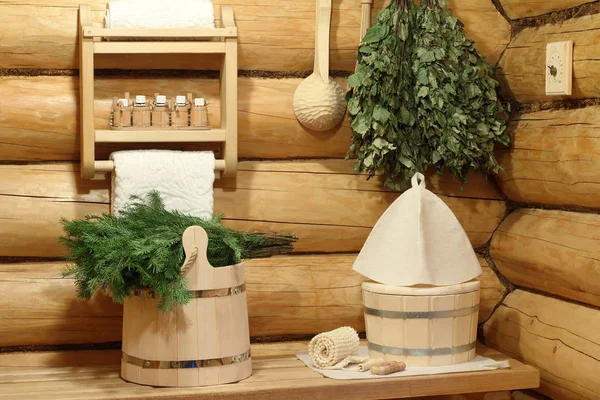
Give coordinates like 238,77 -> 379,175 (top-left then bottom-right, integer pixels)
78,4 -> 238,180
95,129 -> 227,143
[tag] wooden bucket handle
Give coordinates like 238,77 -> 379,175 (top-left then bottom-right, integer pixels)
180,225 -> 244,290
180,226 -> 212,277
314,0 -> 332,83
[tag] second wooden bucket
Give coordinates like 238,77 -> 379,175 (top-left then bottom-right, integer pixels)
121,226 -> 252,387
362,280 -> 480,366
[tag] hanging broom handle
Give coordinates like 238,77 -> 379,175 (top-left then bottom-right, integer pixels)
356,0 -> 373,71
359,0 -> 373,40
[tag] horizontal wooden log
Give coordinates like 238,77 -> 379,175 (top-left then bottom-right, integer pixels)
498,14 -> 600,102
415,394 -> 511,400
484,290 -> 600,400
497,106 -> 600,208
490,208 -> 600,308
0,76 -> 352,161
510,391 -> 548,400
498,0 -> 592,19
0,161 -> 504,257
0,255 -> 501,347
0,1 -> 509,71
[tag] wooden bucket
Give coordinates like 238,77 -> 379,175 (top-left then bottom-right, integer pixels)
362,280 -> 480,366
171,97 -> 190,128
191,105 -> 210,129
151,107 -> 169,127
121,226 -> 252,387
132,106 -> 151,127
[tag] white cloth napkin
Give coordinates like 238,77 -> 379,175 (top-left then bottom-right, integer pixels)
296,346 -> 510,380
106,0 -> 215,29
353,172 -> 482,286
110,150 -> 215,219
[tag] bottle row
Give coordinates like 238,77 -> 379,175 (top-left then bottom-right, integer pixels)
110,93 -> 210,130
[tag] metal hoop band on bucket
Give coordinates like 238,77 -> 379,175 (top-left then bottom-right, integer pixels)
122,350 -> 251,370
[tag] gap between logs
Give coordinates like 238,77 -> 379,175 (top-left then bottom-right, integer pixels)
511,1 -> 600,34
0,69 -> 352,79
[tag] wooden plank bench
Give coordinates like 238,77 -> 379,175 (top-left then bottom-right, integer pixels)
0,342 -> 539,400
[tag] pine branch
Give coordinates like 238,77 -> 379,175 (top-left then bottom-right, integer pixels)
60,191 -> 298,311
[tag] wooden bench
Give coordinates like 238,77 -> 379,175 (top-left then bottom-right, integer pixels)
0,342 -> 539,399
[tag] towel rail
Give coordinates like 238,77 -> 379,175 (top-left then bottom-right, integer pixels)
94,160 -> 226,180
95,160 -> 226,172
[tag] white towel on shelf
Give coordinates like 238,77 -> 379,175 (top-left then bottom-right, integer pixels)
106,0 -> 215,29
110,150 -> 215,219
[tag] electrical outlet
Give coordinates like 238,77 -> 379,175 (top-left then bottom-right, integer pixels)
545,40 -> 573,96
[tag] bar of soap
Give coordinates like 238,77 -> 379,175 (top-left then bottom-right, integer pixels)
370,361 -> 406,375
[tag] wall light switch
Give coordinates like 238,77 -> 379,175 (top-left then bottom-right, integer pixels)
545,40 -> 573,96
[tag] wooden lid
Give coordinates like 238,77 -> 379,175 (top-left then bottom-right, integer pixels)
362,280 -> 480,296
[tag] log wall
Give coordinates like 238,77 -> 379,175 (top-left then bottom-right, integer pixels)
498,13 -> 600,103
0,76 -> 353,161
497,106 -> 600,208
0,0 -> 510,71
0,0 -> 511,355
490,209 -> 600,308
487,3 -> 600,399
0,162 -> 504,258
484,290 -> 600,400
0,256 -> 504,347
498,0 -> 593,19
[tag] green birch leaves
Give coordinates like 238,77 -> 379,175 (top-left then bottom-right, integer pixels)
347,0 -> 509,190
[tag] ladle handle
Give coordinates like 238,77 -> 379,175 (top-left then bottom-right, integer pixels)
314,0 -> 332,84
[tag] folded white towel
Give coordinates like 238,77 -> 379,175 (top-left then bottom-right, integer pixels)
106,0 -> 215,29
110,150 -> 215,219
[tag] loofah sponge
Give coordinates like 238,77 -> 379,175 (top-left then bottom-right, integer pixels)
308,326 -> 364,370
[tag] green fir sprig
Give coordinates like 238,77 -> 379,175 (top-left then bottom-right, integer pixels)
60,191 -> 297,311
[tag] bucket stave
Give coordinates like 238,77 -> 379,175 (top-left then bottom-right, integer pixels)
362,280 -> 480,366
121,226 -> 252,387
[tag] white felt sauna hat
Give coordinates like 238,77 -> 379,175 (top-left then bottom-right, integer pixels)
353,172 -> 481,286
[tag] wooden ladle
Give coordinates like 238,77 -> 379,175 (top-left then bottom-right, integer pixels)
293,0 -> 346,132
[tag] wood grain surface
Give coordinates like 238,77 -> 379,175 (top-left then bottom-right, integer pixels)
484,290 -> 600,400
0,254 -> 502,347
498,13 -> 600,102
490,208 -> 600,308
0,76 -> 352,161
0,0 -> 509,71
0,342 -> 539,399
0,162 -> 504,258
496,106 -> 600,208
498,0 -> 594,19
